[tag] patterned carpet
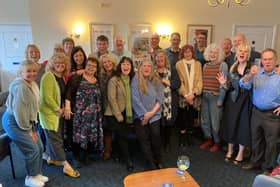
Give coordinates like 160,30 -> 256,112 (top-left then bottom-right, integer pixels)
0,129 -> 258,187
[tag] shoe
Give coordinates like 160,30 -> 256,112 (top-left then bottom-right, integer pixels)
224,155 -> 232,162
35,174 -> 49,183
233,159 -> 243,165
200,139 -> 213,149
242,164 -> 260,170
270,165 -> 280,176
209,143 -> 221,152
103,152 -> 111,160
126,162 -> 134,172
156,163 -> 164,169
25,176 -> 44,187
63,167 -> 80,178
47,159 -> 64,166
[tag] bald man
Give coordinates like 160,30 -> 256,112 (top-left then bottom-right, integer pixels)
150,33 -> 162,63
112,35 -> 132,61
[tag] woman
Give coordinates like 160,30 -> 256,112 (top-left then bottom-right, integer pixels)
105,56 -> 135,171
218,43 -> 252,164
100,53 -> 117,160
131,60 -> 164,170
39,53 -> 80,178
154,50 -> 181,152
200,43 -> 228,152
64,57 -> 103,165
175,45 -> 203,146
2,60 -> 48,187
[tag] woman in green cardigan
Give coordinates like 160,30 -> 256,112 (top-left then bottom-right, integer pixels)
39,52 -> 80,178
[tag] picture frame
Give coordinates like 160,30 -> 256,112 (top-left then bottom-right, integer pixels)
89,23 -> 114,53
128,23 -> 152,50
186,24 -> 213,46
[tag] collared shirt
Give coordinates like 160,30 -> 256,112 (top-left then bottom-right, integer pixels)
240,68 -> 280,110
194,47 -> 206,67
165,47 -> 180,67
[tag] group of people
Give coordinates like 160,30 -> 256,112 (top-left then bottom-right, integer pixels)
1,31 -> 280,187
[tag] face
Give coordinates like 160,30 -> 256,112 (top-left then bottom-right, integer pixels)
85,60 -> 97,76
73,51 -> 85,66
121,60 -> 132,76
184,48 -> 193,61
196,34 -> 207,48
150,35 -> 160,48
222,39 -> 232,55
261,51 -> 277,73
233,35 -> 245,48
53,62 -> 66,74
170,34 -> 181,48
209,48 -> 220,62
115,38 -> 124,52
141,61 -> 153,78
97,40 -> 109,54
21,65 -> 37,83
102,57 -> 113,72
64,41 -> 74,55
27,47 -> 40,63
236,47 -> 249,63
155,52 -> 166,68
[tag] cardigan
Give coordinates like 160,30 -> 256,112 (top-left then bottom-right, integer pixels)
39,71 -> 61,131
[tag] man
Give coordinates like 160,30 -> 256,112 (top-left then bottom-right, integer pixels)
240,48 -> 280,174
112,35 -> 132,61
165,32 -> 181,67
194,32 -> 207,67
62,37 -> 75,57
89,35 -> 117,60
227,33 -> 261,68
221,38 -> 233,62
150,33 -> 162,63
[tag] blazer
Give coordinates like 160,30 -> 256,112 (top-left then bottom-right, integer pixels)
104,76 -> 126,122
39,71 -> 61,131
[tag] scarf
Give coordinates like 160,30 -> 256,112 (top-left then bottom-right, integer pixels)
121,75 -> 133,124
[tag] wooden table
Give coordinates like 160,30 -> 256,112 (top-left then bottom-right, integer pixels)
123,168 -> 200,187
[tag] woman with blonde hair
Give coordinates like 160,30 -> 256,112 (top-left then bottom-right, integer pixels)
218,43 -> 252,164
131,60 -> 164,169
39,53 -> 80,178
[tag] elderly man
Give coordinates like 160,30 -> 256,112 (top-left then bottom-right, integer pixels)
227,33 -> 261,68
150,33 -> 162,63
240,48 -> 280,174
112,35 -> 132,61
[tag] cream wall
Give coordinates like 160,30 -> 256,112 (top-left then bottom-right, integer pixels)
0,0 -> 30,23
2,0 -> 280,60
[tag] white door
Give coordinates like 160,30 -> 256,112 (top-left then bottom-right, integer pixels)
0,24 -> 33,91
233,24 -> 277,52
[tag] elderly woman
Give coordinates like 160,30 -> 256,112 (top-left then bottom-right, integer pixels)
105,56 -> 135,171
154,50 -> 181,152
3,60 -> 48,187
175,45 -> 203,146
64,57 -> 103,166
218,43 -> 252,164
131,60 -> 164,170
100,53 -> 118,160
200,43 -> 228,152
39,53 -> 80,178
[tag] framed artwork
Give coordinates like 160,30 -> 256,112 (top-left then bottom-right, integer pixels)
89,23 -> 114,52
186,24 -> 213,46
129,23 -> 152,50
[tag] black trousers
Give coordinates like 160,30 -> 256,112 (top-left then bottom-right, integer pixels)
177,106 -> 195,131
134,119 -> 161,169
250,107 -> 280,170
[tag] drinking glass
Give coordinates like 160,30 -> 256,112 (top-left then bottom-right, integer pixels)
177,155 -> 190,180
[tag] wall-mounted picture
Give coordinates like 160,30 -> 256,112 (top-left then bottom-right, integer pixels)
187,24 -> 213,46
129,23 -> 152,50
90,23 -> 114,53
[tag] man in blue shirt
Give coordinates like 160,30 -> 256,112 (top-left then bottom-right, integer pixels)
240,48 -> 280,174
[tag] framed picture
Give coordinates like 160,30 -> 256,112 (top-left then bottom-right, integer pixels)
186,24 -> 213,46
89,23 -> 114,53
129,23 -> 152,50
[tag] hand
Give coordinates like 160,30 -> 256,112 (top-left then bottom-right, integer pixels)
185,94 -> 194,105
144,111 -> 154,122
250,65 -> 260,75
64,109 -> 73,120
141,119 -> 148,126
216,72 -> 227,85
76,69 -> 85,75
29,131 -> 38,142
216,101 -> 223,107
273,107 -> 280,116
56,108 -> 64,116
161,79 -> 170,87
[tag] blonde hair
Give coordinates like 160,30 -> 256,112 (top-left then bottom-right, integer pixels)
100,53 -> 117,73
17,60 -> 38,77
204,43 -> 224,62
46,52 -> 70,76
155,49 -> 171,68
25,44 -> 41,60
138,60 -> 161,94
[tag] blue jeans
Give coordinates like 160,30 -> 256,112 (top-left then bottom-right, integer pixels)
201,92 -> 223,143
2,112 -> 43,176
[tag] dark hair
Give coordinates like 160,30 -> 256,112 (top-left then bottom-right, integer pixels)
179,44 -> 196,60
62,37 -> 75,46
115,56 -> 135,81
86,57 -> 100,79
170,32 -> 181,39
70,46 -> 87,71
97,35 -> 109,42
